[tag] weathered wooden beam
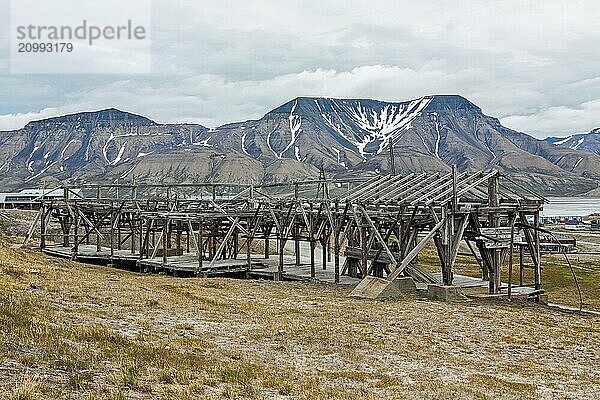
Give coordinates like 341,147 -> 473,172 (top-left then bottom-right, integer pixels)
387,217 -> 447,281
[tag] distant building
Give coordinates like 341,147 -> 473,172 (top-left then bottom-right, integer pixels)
539,234 -> 576,253
0,188 -> 82,210
540,215 -> 583,225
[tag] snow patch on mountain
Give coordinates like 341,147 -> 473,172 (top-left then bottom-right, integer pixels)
554,136 -> 572,146
0,161 -> 9,175
320,97 -> 432,156
431,112 -> 443,160
279,99 -> 302,158
571,138 -> 584,150
102,133 -> 114,164
119,165 -> 136,179
266,131 -> 278,158
26,145 -> 40,173
241,132 -> 250,156
60,140 -> 77,160
26,161 -> 57,182
110,145 -> 126,166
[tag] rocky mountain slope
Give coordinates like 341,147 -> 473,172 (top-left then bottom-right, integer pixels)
1,96 -> 599,195
546,128 -> 600,156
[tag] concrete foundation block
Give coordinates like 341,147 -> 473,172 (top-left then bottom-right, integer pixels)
427,284 -> 467,301
350,276 -> 416,299
536,293 -> 549,305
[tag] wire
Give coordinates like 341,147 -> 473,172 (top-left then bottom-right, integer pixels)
516,222 -> 583,312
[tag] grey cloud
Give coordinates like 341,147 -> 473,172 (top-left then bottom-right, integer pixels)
0,0 -> 599,138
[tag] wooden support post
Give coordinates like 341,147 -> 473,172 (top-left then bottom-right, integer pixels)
278,237 -> 284,274
508,213 -> 515,299
110,208 -> 115,261
264,238 -> 270,259
62,217 -> 70,247
334,236 -> 340,283
519,245 -> 524,286
310,239 -> 316,278
360,223 -> 368,278
232,230 -> 238,259
176,220 -> 182,254
444,214 -> 454,286
388,137 -> 396,176
294,224 -> 300,266
130,214 -> 136,254
246,217 -> 252,269
322,236 -> 327,270
95,215 -> 102,253
166,220 -> 172,252
534,212 -> 541,292
210,223 -> 217,259
334,200 -> 340,283
347,227 -> 357,277
117,222 -> 122,250
162,218 -> 168,266
198,219 -> 204,272
73,213 -> 79,257
488,174 -> 500,294
138,217 -> 143,257
40,205 -> 46,249
186,228 -> 190,253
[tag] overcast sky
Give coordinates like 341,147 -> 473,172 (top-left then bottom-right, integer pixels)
1,0 -> 599,138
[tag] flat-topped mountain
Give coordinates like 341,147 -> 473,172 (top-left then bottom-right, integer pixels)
1,96 -> 599,195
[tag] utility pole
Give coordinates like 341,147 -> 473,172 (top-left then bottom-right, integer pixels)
388,137 -> 396,176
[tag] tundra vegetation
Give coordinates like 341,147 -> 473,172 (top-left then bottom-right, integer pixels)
0,233 -> 598,399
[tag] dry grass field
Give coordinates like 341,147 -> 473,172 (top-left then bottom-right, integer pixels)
0,233 -> 599,399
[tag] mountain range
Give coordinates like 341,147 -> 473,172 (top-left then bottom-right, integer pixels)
1,95 -> 599,195
545,128 -> 600,155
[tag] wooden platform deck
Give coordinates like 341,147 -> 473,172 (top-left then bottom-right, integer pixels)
40,245 -> 535,295
41,245 -> 360,285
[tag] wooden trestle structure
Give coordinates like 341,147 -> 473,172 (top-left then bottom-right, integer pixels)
32,169 -> 546,295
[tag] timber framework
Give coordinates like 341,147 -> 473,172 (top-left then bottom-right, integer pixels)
29,169 -> 546,297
